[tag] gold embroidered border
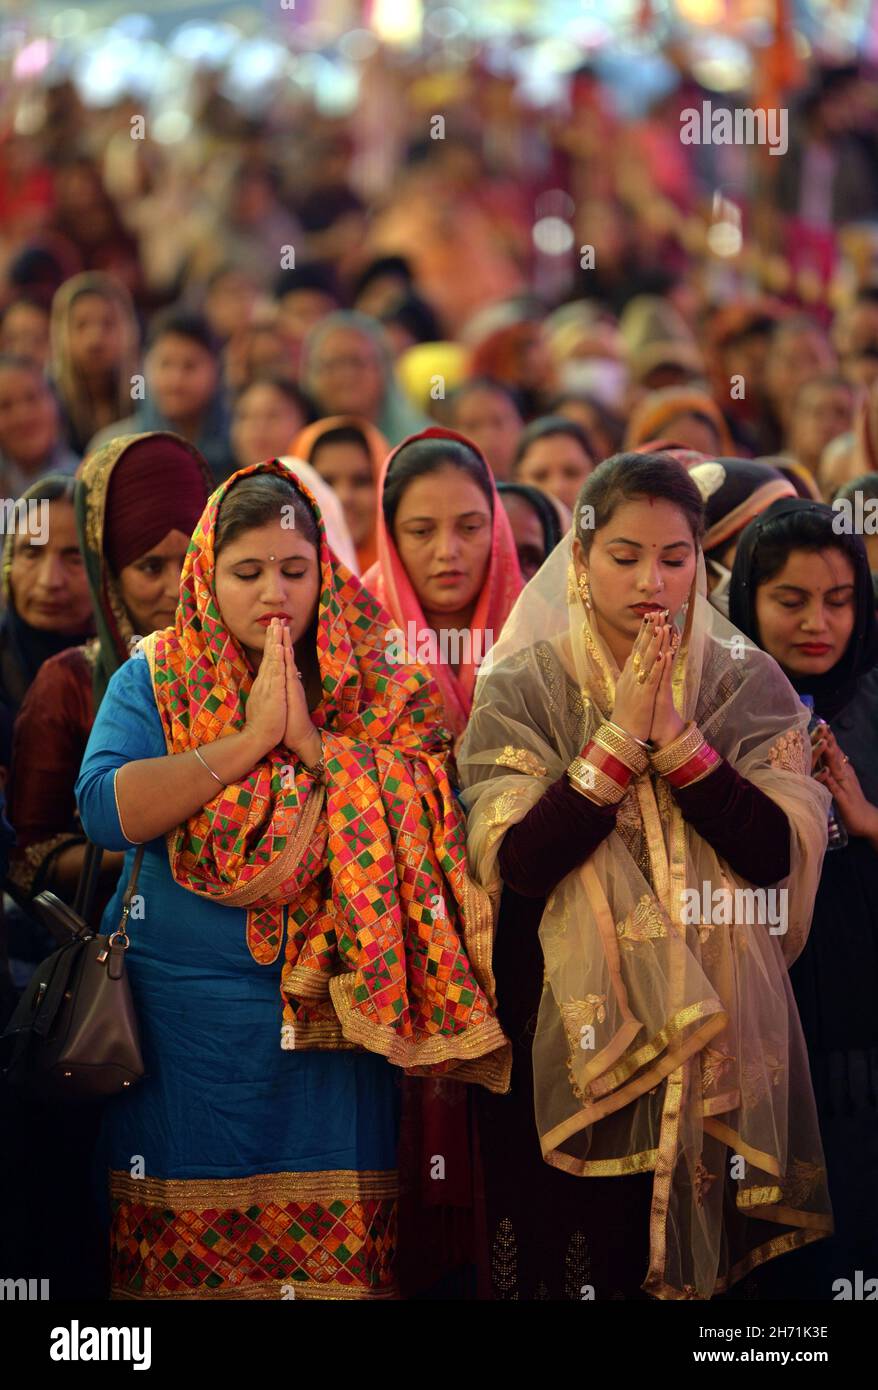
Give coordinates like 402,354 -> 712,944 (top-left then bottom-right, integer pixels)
329,972 -> 510,1088
587,1000 -> 724,1100
737,1185 -> 783,1208
112,1278 -> 398,1302
109,1167 -> 399,1206
282,964 -> 331,998
541,1011 -> 726,1152
544,1147 -> 659,1178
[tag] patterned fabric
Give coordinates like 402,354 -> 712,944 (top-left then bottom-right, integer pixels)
139,458 -> 509,1087
109,1169 -> 397,1300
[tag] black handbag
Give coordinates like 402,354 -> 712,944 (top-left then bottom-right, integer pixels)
1,843 -> 146,1101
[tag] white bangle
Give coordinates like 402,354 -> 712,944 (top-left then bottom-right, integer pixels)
193,745 -> 226,788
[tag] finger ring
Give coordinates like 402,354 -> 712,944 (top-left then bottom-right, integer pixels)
842,754 -> 850,765
636,669 -> 649,685
632,653 -> 643,674
295,672 -> 303,680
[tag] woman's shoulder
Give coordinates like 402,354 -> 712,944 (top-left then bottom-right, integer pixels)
21,643 -> 94,709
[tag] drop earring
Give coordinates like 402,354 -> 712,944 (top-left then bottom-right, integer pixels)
578,570 -> 592,609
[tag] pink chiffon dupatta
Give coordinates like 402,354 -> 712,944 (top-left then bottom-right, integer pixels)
363,427 -> 523,736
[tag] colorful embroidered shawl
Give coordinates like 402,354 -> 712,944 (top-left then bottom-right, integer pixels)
138,458 -> 510,1091
362,427 -> 523,738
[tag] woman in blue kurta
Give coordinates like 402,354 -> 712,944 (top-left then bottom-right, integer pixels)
75,459 -> 507,1300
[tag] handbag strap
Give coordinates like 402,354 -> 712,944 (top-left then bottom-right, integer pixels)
110,844 -> 146,944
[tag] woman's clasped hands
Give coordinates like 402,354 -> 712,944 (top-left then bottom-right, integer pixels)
611,609 -> 684,748
243,617 -> 319,762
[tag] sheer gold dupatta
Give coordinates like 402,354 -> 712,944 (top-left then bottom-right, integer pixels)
457,534 -> 833,1299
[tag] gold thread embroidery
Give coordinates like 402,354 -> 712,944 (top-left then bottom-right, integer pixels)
782,1159 -> 825,1209
560,994 -> 607,1043
768,728 -> 809,774
701,1046 -> 736,1092
616,894 -> 668,951
496,745 -> 548,778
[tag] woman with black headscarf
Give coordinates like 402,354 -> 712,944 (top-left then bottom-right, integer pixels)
497,481 -> 566,582
729,497 -> 878,1296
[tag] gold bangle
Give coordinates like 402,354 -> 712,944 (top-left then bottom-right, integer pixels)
649,722 -> 704,776
568,758 -> 627,806
593,722 -> 650,777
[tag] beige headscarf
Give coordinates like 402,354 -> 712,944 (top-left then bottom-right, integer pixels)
457,527 -> 833,1299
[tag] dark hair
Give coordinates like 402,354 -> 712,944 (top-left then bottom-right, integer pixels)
548,392 -> 624,452
273,262 -> 339,302
351,255 -> 413,301
233,374 -> 316,424
382,437 -> 493,532
743,506 -> 863,592
449,376 -> 525,420
514,414 -> 597,469
215,474 -> 319,557
146,306 -> 221,357
574,451 -> 705,555
379,293 -> 442,345
308,425 -> 370,465
834,472 -> 878,505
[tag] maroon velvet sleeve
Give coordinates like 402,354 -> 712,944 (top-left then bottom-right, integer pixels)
670,757 -> 791,886
497,773 -> 619,898
8,649 -> 94,855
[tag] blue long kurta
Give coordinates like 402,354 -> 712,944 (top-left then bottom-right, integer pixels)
75,655 -> 400,1300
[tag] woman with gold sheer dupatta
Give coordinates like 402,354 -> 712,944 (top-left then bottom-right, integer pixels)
457,450 -> 833,1300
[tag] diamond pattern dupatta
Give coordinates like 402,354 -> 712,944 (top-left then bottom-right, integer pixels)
137,458 -> 510,1092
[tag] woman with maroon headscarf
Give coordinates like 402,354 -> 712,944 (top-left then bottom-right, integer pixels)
6,432 -> 212,911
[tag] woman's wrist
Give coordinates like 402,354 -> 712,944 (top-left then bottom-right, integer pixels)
293,726 -> 324,772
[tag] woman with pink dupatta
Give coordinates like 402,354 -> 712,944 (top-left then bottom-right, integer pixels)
362,426 -> 522,749
362,426 -> 523,1296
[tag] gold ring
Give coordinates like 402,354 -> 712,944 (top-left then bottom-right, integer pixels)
632,653 -> 643,673
636,669 -> 649,685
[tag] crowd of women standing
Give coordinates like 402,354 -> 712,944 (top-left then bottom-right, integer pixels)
0,376 -> 876,1303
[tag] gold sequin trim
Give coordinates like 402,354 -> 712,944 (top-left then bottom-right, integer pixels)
109,1167 -> 399,1206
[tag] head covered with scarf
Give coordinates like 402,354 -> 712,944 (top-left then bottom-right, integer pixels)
729,496 -> 878,721
0,473 -> 95,714
136,458 -> 510,1087
362,427 -> 523,738
689,459 -> 797,618
457,451 -> 832,1298
290,413 -> 389,574
300,311 -> 429,446
74,431 -> 214,707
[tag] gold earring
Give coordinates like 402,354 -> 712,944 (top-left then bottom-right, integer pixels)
578,570 -> 592,609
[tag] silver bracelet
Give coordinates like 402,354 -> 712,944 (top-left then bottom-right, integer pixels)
193,744 -> 226,788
